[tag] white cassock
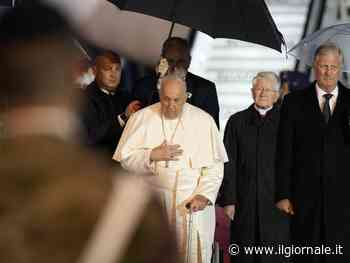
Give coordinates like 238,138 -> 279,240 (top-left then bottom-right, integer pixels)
113,102 -> 228,263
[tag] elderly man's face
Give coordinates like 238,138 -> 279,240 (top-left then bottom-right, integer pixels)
313,51 -> 341,92
160,79 -> 187,119
94,56 -> 121,91
252,78 -> 278,109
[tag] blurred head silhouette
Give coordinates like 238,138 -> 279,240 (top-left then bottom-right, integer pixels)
0,0 -> 81,113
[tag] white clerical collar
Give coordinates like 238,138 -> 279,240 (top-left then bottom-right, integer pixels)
315,83 -> 338,98
163,115 -> 180,122
99,87 -> 115,96
5,106 -> 81,141
254,105 -> 273,116
162,111 -> 183,126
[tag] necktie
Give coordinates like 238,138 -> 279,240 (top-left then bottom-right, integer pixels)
322,93 -> 333,124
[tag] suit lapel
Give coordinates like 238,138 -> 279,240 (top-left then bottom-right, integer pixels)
304,81 -> 348,129
329,82 -> 347,127
304,82 -> 326,128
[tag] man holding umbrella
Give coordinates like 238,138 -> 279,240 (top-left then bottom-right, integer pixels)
276,43 -> 350,263
133,37 -> 220,129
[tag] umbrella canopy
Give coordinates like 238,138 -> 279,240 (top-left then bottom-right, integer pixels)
110,0 -> 285,52
288,23 -> 350,72
42,0 -> 190,66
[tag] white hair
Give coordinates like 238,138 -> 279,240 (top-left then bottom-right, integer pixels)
252,71 -> 280,91
159,68 -> 187,94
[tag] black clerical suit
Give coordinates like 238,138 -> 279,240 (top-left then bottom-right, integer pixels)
133,72 -> 220,128
276,82 -> 350,263
82,81 -> 131,158
219,105 -> 289,263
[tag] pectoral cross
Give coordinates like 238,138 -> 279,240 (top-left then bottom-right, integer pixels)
164,140 -> 169,168
161,111 -> 182,168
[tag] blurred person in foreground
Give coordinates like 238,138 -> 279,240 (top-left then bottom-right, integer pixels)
276,43 -> 350,263
0,2 -> 179,263
114,69 -> 227,263
81,51 -> 142,160
218,72 -> 289,263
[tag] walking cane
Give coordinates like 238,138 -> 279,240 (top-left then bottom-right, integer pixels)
186,203 -> 193,263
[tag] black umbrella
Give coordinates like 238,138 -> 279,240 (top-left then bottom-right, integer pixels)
110,0 -> 285,52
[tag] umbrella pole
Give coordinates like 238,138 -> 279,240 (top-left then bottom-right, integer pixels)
168,21 -> 175,38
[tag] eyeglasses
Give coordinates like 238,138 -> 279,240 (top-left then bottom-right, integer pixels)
253,87 -> 277,93
317,64 -> 340,72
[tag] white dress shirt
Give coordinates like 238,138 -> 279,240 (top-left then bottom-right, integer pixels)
316,83 -> 338,114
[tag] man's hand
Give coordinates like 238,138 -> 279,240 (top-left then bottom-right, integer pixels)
276,199 -> 294,215
150,141 -> 183,162
156,57 -> 169,77
125,100 -> 142,118
186,195 -> 209,213
224,205 -> 235,221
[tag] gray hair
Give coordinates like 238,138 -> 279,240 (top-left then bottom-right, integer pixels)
252,71 -> 280,91
314,42 -> 344,65
159,68 -> 187,94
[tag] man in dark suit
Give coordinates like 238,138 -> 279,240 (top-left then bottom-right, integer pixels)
82,51 -> 141,158
133,37 -> 220,128
276,43 -> 350,263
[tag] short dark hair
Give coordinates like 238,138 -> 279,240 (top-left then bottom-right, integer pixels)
161,37 -> 190,56
94,51 -> 121,65
0,1 -> 79,108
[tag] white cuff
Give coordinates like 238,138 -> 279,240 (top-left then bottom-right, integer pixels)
117,114 -> 126,127
144,149 -> 156,173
